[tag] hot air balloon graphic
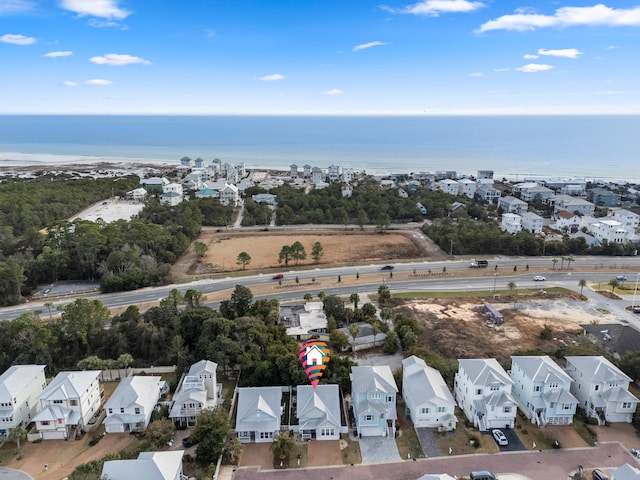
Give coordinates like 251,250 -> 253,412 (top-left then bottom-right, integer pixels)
299,339 -> 330,389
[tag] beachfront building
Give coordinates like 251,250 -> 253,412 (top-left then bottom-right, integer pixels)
477,170 -> 494,180
475,184 -> 501,204
510,356 -> 578,427
436,179 -> 460,196
328,164 -> 341,182
501,213 -> 522,234
498,196 -> 528,215
104,376 -> 164,433
342,167 -> 355,184
33,370 -> 103,440
290,164 -> 298,179
513,182 -> 554,203
565,356 -> 638,424
351,365 -> 398,437
311,167 -> 325,185
161,183 -> 183,206
458,178 -> 477,198
454,359 -> 517,431
402,356 -> 457,430
0,365 -> 47,438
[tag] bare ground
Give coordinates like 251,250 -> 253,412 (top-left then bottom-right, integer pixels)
172,228 -> 448,277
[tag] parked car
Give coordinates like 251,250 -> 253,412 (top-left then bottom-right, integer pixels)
272,273 -> 284,280
533,275 -> 546,281
633,306 -> 640,314
616,275 -> 627,281
470,471 -> 497,480
492,429 -> 508,446
182,436 -> 196,448
592,469 -> 609,480
381,265 -> 394,270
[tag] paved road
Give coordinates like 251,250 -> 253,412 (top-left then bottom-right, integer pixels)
359,436 -> 402,464
232,442 -> 634,480
0,468 -> 34,480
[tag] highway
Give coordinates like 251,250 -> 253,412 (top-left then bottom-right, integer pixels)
2,255 -> 639,322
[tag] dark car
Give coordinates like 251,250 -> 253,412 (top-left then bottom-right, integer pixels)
272,273 -> 284,280
182,436 -> 195,448
381,265 -> 394,270
592,469 -> 609,480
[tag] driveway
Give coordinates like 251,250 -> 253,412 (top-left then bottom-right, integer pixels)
0,468 -> 34,480
358,436 -> 401,464
491,428 -> 526,452
415,427 -> 444,457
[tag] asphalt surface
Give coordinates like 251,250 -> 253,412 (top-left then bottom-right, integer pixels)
0,468 -> 34,480
232,442 -> 635,480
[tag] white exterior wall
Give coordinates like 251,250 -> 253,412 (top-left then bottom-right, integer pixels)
501,213 -> 522,234
0,366 -> 47,435
521,213 -> 543,234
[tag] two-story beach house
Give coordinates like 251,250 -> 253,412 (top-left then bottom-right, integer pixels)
402,356 -> 457,430
454,359 -> 517,431
0,365 -> 47,437
235,386 -> 282,443
33,370 -> 103,440
296,384 -> 342,440
510,356 -> 578,426
169,360 -> 218,427
104,376 -> 164,433
351,365 -> 398,437
565,356 -> 638,424
102,450 -> 187,480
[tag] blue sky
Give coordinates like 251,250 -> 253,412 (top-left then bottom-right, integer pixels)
1,0 -> 640,114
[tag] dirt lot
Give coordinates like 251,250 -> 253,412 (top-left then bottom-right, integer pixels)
393,293 -> 604,362
173,228 -> 447,276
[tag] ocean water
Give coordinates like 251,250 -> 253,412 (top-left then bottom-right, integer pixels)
0,115 -> 638,182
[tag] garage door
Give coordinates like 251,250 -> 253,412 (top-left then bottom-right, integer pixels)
42,431 -> 66,440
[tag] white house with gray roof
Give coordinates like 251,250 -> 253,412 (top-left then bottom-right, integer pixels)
169,360 -> 218,427
104,376 -> 163,433
402,356 -> 457,430
33,370 -> 102,440
521,211 -> 544,235
351,365 -> 398,437
454,359 -> 517,431
565,356 -> 638,424
102,450 -> 187,480
296,384 -> 342,440
0,364 -> 47,437
510,356 -> 578,426
236,386 -> 282,443
498,196 -> 528,215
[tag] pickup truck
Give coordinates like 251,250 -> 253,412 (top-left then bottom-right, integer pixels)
470,260 -> 488,268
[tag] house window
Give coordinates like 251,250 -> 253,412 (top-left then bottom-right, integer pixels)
437,407 -> 446,413
364,414 -> 374,422
387,396 -> 393,403
504,406 -> 512,413
259,432 -> 273,439
594,385 -> 600,391
321,428 -> 335,436
53,400 -> 63,404
135,408 -> 140,414
69,400 -> 78,406
108,408 -> 113,414
623,402 -> 632,409
534,386 -> 541,392
420,408 -> 430,414
563,404 -> 571,410
476,389 -> 483,395
549,383 -> 558,388
41,421 -> 50,426
490,385 -> 499,391
371,393 -> 381,400
120,408 -> 125,413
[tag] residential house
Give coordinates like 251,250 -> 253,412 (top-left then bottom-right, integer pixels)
140,177 -> 169,195
342,167 -> 355,184
588,219 -> 629,244
521,211 -> 544,235
475,184 -> 501,203
169,360 -> 218,427
219,184 -> 239,206
327,165 -> 341,182
289,164 -> 298,179
102,450 -> 187,480
587,188 -> 621,207
611,209 -> 640,230
436,179 -> 460,196
104,376 -> 163,433
303,164 -> 312,178
350,365 -> 398,437
458,178 -> 477,198
0,365 -> 47,437
477,170 -> 494,180
180,157 -> 193,168
510,356 -> 578,426
416,202 -> 427,215
402,356 -> 457,430
513,182 -> 554,203
235,386 -> 282,443
161,183 -> 183,206
454,359 -> 517,431
553,210 -> 582,233
498,196 -> 528,215
33,370 -> 103,440
311,167 -> 325,184
252,193 -> 278,206
126,188 -> 147,202
296,384 -> 341,440
501,213 -> 522,234
342,184 -> 353,198
435,170 -> 456,180
565,356 -> 638,424
551,195 -> 595,216
417,475 -> 456,480
610,463 -> 640,480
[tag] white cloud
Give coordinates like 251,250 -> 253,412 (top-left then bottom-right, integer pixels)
0,33 -> 36,45
493,67 -> 510,72
606,45 -> 618,50
353,41 -> 388,52
523,54 -> 539,59
479,4 -> 640,32
62,81 -> 78,87
89,53 -> 150,66
324,89 -> 344,95
386,0 -> 485,16
516,63 -> 554,73
60,0 -> 130,19
85,79 -> 112,86
44,50 -> 73,58
0,0 -> 36,14
88,19 -> 124,28
256,74 -> 285,81
538,48 -> 582,58
469,72 -> 483,77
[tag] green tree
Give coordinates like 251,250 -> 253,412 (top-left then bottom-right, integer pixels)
609,278 -> 620,293
290,241 -> 307,265
376,212 -> 391,233
357,209 -> 369,230
349,292 -> 360,310
507,281 -> 517,308
377,284 -> 391,305
194,241 -> 208,259
578,279 -> 587,296
311,241 -> 324,264
349,323 -> 360,355
270,431 -> 295,465
371,320 -> 381,347
193,408 -> 230,466
145,418 -> 175,449
8,425 -> 27,459
278,245 -> 293,266
236,251 -> 251,270
329,330 -> 349,352
221,284 -> 254,319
